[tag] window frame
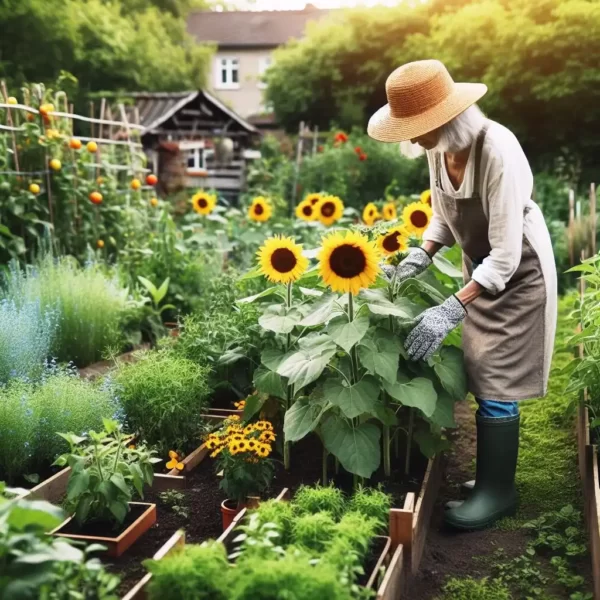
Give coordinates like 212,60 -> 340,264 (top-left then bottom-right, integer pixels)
215,56 -> 240,90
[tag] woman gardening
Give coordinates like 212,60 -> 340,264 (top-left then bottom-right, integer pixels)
368,59 -> 557,530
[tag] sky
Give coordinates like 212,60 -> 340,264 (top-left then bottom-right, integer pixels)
227,0 -> 404,9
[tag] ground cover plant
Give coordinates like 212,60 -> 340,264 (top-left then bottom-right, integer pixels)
113,349 -> 211,457
0,363 -> 121,484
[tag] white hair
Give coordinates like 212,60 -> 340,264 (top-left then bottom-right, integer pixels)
435,104 -> 486,152
399,104 -> 486,158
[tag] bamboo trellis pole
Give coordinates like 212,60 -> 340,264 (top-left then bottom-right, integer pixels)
0,81 -> 20,173
290,120 -> 305,215
568,188 -> 576,266
591,183 -> 597,256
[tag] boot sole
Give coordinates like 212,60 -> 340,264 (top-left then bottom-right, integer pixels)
444,503 -> 517,531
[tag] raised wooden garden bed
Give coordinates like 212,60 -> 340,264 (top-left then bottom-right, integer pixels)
52,502 -> 157,558
585,445 -> 600,600
388,453 -> 445,575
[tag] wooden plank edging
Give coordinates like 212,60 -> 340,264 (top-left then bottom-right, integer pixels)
586,445 -> 600,600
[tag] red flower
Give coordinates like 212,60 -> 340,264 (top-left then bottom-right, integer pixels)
334,132 -> 348,144
317,145 -> 324,153
359,153 -> 368,161
354,146 -> 362,154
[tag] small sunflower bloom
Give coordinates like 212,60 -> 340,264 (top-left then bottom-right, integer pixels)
420,189 -> 432,206
191,191 -> 217,215
248,196 -> 272,222
315,195 -> 344,226
377,226 -> 409,256
257,235 -> 309,284
362,202 -> 381,226
382,202 -> 397,221
403,202 -> 433,236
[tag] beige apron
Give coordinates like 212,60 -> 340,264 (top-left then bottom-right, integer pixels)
434,125 -> 547,401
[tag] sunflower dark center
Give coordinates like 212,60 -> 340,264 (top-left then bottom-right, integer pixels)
411,210 -> 428,228
310,197 -> 320,205
329,244 -> 366,279
382,232 -> 401,252
254,203 -> 264,215
302,205 -> 313,216
321,202 -> 335,217
271,248 -> 297,273
369,209 -> 375,217
198,198 -> 207,208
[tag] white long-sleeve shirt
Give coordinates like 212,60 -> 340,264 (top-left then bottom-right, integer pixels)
422,120 -> 534,295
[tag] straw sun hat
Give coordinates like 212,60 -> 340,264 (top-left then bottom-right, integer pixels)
368,60 -> 487,143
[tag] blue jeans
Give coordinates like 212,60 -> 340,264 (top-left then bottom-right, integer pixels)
476,398 -> 519,418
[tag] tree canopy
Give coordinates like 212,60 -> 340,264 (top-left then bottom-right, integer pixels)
265,0 -> 600,179
0,0 -> 214,96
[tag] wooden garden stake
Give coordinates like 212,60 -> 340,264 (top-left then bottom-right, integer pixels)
290,120 -> 305,215
312,125 -> 319,156
590,183 -> 596,256
568,188 -> 575,266
1,80 -> 20,173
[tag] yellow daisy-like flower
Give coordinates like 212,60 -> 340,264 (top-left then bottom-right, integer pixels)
232,434 -> 244,442
234,399 -> 246,410
210,447 -> 223,458
420,189 -> 432,206
191,191 -> 217,215
382,202 -> 397,221
315,195 -> 344,226
248,196 -> 272,222
377,226 -> 409,256
403,202 -> 433,236
295,199 -> 317,222
247,439 -> 258,451
259,430 -> 276,443
362,202 -> 381,226
318,230 -> 380,296
256,444 -> 271,458
307,192 -> 324,206
238,439 -> 249,453
257,236 -> 309,284
257,421 -> 273,431
229,441 -> 240,455
228,415 -> 241,422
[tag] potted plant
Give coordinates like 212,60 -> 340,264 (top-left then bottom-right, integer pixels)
51,418 -> 161,557
205,416 -> 276,530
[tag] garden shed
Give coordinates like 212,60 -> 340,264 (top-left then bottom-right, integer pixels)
123,91 -> 261,201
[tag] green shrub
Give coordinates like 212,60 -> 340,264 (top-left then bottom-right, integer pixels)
291,512 -> 337,554
347,485 -> 392,531
230,553 -> 353,600
0,365 -> 121,483
3,255 -> 130,366
293,484 -> 346,520
333,512 -> 378,560
114,350 -> 211,455
252,499 -> 296,546
145,541 -> 229,600
435,577 -> 512,600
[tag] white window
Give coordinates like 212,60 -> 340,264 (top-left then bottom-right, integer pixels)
216,57 -> 239,90
258,56 -> 272,89
186,148 -> 206,171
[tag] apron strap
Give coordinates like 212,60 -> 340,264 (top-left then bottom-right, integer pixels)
472,122 -> 490,198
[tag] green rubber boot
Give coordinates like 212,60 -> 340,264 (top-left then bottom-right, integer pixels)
444,413 -> 519,530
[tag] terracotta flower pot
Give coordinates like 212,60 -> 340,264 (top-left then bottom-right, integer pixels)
51,502 -> 156,557
221,498 -> 243,531
164,322 -> 179,338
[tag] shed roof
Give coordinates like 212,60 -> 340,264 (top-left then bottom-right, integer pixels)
125,91 -> 259,134
187,7 -> 332,47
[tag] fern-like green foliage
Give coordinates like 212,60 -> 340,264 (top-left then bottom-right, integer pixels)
291,512 -> 337,554
293,484 -> 346,520
347,485 -> 391,531
333,512 -> 379,561
253,499 -> 295,546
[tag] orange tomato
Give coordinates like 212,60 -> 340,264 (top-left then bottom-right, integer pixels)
49,159 -> 61,171
130,178 -> 142,191
146,174 -> 158,186
89,191 -> 103,205
69,138 -> 82,150
96,176 -> 104,185
150,197 -> 158,207
86,141 -> 98,153
97,239 -> 105,249
39,103 -> 54,117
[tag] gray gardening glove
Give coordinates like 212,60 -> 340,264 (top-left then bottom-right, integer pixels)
380,247 -> 432,287
405,295 -> 466,361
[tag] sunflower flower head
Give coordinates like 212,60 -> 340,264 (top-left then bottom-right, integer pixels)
316,195 -> 344,226
420,189 -> 432,206
362,202 -> 381,226
257,235 -> 309,284
248,196 -> 273,222
377,226 -> 409,256
403,202 -> 433,236
295,198 -> 318,222
382,202 -> 397,221
318,230 -> 380,295
191,191 -> 217,215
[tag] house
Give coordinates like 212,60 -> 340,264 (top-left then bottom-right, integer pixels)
118,90 -> 260,202
186,5 -> 332,122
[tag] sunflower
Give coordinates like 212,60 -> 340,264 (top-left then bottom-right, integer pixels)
306,193 -> 324,206
259,430 -> 276,443
403,202 -> 433,236
362,202 -> 381,226
238,439 -> 249,453
382,202 -> 397,221
256,445 -> 271,458
318,230 -> 380,295
257,236 -> 309,284
377,226 -> 409,256
420,189 -> 432,206
316,195 -> 344,226
210,447 -> 223,458
248,196 -> 273,222
228,441 -> 241,455
191,191 -> 217,215
295,198 -> 317,222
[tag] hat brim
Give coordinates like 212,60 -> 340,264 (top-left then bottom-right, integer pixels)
367,82 -> 488,143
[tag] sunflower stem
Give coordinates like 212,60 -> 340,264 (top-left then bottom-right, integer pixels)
347,292 -> 359,385
405,408 -> 415,475
284,282 -> 293,470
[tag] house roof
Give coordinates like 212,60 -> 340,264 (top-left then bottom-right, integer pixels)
187,7 -> 332,47
125,91 -> 259,134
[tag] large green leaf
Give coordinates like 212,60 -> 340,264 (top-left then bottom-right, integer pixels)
7,500 -> 64,531
299,293 -> 341,326
253,366 -> 287,400
383,376 -> 438,417
358,328 -> 402,384
237,286 -> 282,304
243,393 -> 268,421
284,397 -> 330,442
432,253 -> 464,279
428,390 -> 457,428
277,335 -> 337,391
326,313 -> 370,353
432,346 -> 468,400
259,305 -> 303,334
359,288 -> 416,318
320,414 -> 381,478
322,376 -> 379,419
261,347 -> 288,371
66,471 -> 90,500
414,428 -> 451,459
